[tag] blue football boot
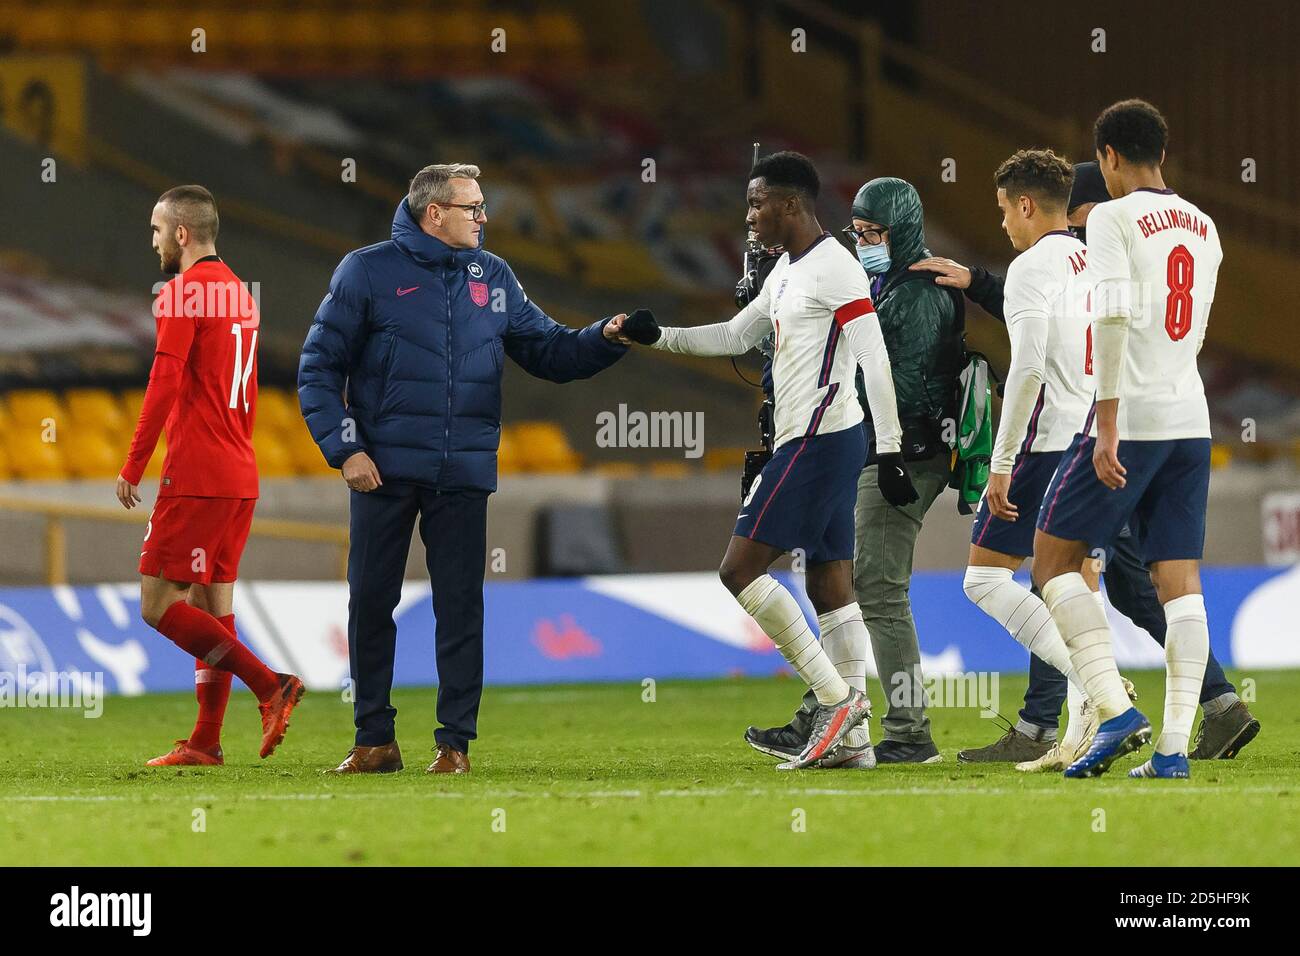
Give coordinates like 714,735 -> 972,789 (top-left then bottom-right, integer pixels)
1128,751 -> 1190,779
1063,706 -> 1151,778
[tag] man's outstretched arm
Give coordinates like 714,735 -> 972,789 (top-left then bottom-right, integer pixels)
501,265 -> 628,382
615,300 -> 771,357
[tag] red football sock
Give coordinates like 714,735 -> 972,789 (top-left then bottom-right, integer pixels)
189,613 -> 236,751
156,600 -> 279,701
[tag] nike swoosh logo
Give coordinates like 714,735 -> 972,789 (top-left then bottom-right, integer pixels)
396,286 -> 419,296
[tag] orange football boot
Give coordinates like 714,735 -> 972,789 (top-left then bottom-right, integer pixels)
259,673 -> 306,758
146,739 -> 224,767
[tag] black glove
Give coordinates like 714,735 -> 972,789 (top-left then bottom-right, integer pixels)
876,452 -> 919,506
622,308 -> 660,345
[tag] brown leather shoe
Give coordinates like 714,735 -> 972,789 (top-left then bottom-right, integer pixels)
325,741 -> 403,774
426,743 -> 470,774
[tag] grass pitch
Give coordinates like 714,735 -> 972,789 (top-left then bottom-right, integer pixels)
1,670 -> 1296,866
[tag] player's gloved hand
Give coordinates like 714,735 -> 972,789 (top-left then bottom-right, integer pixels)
621,308 -> 661,345
875,452 -> 919,506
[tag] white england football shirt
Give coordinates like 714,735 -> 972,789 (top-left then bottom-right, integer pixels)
1087,188 -> 1222,440
991,230 -> 1095,473
654,233 -> 902,453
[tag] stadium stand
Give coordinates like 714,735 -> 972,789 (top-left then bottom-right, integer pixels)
0,0 -> 1297,582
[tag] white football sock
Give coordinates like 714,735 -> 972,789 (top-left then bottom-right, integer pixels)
1057,588 -> 1108,746
736,576 -> 849,705
1157,594 -> 1209,756
1041,572 -> 1131,719
819,603 -> 871,746
963,566 -> 1080,685
1060,677 -> 1088,750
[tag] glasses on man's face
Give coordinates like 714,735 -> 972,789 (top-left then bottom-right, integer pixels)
441,201 -> 488,220
842,224 -> 887,245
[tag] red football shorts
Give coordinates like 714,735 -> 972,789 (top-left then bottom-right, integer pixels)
138,497 -> 257,585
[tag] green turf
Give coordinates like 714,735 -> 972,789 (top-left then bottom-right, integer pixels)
1,670 -> 1295,866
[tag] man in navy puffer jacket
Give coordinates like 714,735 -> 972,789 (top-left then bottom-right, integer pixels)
299,163 -> 629,774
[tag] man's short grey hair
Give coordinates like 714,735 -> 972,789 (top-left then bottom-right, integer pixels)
408,163 -> 482,218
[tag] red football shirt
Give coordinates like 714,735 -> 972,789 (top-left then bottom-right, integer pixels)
150,257 -> 260,498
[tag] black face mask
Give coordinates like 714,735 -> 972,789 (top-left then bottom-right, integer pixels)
1069,225 -> 1086,244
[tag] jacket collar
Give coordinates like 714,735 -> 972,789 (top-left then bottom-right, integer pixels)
391,198 -> 474,268
875,243 -> 933,301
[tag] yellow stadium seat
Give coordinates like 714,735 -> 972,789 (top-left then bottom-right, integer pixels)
252,427 -> 294,478
648,460 -> 692,478
571,239 -> 666,289
256,387 -> 299,435
280,11 -> 333,70
231,11 -> 278,52
71,9 -> 122,51
334,12 -> 384,54
0,441 -> 10,480
387,11 -> 439,50
510,421 -> 582,473
536,13 -> 584,52
61,427 -> 120,479
1210,443 -> 1232,469
497,427 -> 523,475
66,388 -> 128,436
590,461 -> 639,478
486,235 -> 573,276
121,389 -> 147,425
123,11 -> 180,53
13,9 -> 72,48
702,447 -> 747,472
5,432 -> 67,480
6,389 -> 68,431
281,419 -> 335,476
428,11 -> 479,50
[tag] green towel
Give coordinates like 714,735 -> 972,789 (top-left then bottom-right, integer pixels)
949,354 -> 993,515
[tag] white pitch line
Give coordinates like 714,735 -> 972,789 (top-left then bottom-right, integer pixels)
0,784 -> 1291,805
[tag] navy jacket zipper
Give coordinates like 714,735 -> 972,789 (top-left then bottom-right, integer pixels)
442,263 -> 453,478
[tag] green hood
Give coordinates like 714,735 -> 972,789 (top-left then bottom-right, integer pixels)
850,176 -> 964,436
851,177 -> 929,277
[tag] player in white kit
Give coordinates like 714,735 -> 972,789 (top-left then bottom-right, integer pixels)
1032,100 -> 1224,779
962,149 -> 1120,768
609,151 -> 918,769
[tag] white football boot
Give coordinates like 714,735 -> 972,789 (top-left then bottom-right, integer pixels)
814,725 -> 877,769
1017,677 -> 1136,773
776,688 -> 870,770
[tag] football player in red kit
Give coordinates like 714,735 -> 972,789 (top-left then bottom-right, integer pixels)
116,185 -> 304,767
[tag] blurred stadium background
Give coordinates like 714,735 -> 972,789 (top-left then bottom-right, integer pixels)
0,0 -> 1297,692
